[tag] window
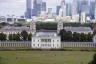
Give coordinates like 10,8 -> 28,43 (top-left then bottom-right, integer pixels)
53,44 -> 54,47
41,39 -> 51,42
33,44 -> 35,46
33,40 -> 35,42
57,40 -> 59,42
53,40 -> 54,42
38,44 -> 39,47
57,44 -> 59,47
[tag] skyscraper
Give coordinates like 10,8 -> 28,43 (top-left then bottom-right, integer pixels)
90,1 -> 95,19
42,2 -> 46,12
80,12 -> 86,23
40,2 -> 46,17
95,3 -> 96,20
59,0 -> 66,17
25,0 -> 33,18
77,0 -> 89,14
32,0 -> 42,16
66,3 -> 72,16
47,8 -> 53,18
32,0 -> 38,16
56,6 -> 61,15
72,0 -> 78,15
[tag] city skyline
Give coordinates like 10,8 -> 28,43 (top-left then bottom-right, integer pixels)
0,0 -> 95,16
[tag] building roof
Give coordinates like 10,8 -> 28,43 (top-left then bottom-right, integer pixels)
1,26 -> 30,31
64,27 -> 93,33
35,32 -> 57,37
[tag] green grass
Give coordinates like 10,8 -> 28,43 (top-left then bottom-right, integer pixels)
0,51 -> 95,64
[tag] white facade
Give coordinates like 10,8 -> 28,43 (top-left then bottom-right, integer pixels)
80,12 -> 86,23
93,35 -> 96,43
59,0 -> 66,17
31,32 -> 61,49
31,20 -> 63,49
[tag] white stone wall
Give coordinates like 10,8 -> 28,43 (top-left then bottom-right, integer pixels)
61,42 -> 96,48
0,41 -> 31,48
0,41 -> 95,48
31,36 -> 61,49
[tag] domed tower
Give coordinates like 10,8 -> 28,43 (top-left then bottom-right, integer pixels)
30,20 -> 36,35
57,20 -> 63,34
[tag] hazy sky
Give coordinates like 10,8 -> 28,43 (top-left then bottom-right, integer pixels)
0,0 -> 94,16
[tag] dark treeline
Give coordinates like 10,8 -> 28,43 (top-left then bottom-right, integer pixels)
0,31 -> 32,41
36,22 -> 57,30
36,22 -> 96,30
59,29 -> 93,42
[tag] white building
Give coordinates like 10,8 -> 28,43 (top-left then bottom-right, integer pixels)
31,32 -> 61,49
59,0 -> 66,17
80,12 -> 86,23
64,27 -> 93,34
71,14 -> 79,22
31,20 -> 63,49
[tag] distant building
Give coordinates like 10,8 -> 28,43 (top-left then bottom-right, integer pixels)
64,27 -> 93,34
80,12 -> 86,23
66,3 -> 72,16
71,14 -> 79,22
90,1 -> 96,19
0,17 -> 6,22
25,0 -> 32,18
41,2 -> 46,12
32,0 -> 42,16
6,17 -> 16,22
95,5 -> 96,20
72,0 -> 78,15
47,8 -> 53,18
0,20 -> 36,35
56,6 -> 61,16
16,18 -> 26,22
59,0 -> 66,17
40,2 -> 46,17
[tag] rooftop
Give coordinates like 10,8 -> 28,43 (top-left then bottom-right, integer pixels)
1,26 -> 30,30
64,27 -> 92,32
35,32 -> 57,37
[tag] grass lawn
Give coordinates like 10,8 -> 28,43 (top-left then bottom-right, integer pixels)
0,51 -> 95,64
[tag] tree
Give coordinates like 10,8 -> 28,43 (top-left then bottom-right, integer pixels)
9,34 -> 13,41
73,32 -> 81,42
80,33 -> 87,42
89,54 -> 96,64
14,33 -> 21,41
59,29 -> 67,41
0,33 -> 6,41
21,31 -> 28,41
65,31 -> 73,41
28,33 -> 32,41
93,30 -> 96,35
10,33 -> 21,41
86,33 -> 93,42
